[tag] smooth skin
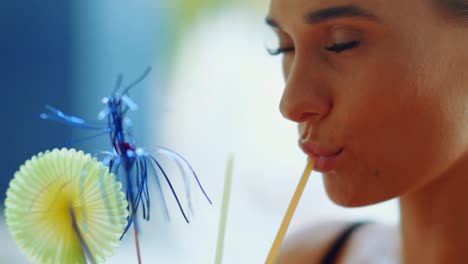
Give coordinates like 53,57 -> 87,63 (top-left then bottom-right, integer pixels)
267,0 -> 468,263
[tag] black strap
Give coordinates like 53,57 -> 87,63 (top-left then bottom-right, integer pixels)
319,221 -> 368,264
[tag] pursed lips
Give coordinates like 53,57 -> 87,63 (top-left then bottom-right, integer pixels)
299,140 -> 344,172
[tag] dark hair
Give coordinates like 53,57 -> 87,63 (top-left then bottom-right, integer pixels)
438,0 -> 468,18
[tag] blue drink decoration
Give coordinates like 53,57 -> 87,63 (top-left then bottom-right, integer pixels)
41,67 -> 212,263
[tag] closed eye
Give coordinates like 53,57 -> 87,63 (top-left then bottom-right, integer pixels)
325,40 -> 360,53
267,46 -> 295,56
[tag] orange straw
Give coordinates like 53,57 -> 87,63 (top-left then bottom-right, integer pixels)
265,158 -> 315,264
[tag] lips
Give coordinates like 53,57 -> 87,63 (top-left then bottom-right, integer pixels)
299,141 -> 344,172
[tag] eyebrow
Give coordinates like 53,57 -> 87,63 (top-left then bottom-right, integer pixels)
266,4 -> 379,28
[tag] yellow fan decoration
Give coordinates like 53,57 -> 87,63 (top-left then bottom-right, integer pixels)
4,148 -> 129,264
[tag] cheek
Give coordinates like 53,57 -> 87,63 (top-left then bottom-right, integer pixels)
323,50 -> 468,206
326,104 -> 444,206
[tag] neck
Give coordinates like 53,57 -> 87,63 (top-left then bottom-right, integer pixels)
399,155 -> 468,264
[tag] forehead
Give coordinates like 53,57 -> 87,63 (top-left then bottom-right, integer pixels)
268,0 -> 377,16
267,0 -> 430,28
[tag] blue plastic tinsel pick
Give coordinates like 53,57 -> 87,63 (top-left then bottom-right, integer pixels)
40,67 -> 212,262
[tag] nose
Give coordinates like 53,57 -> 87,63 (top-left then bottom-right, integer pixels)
279,60 -> 332,123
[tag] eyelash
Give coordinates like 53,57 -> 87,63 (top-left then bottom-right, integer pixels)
268,40 -> 360,56
267,47 -> 295,56
325,40 -> 360,53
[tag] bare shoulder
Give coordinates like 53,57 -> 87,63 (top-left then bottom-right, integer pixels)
275,221 -> 401,264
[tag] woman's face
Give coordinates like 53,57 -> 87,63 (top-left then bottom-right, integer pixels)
268,0 -> 468,206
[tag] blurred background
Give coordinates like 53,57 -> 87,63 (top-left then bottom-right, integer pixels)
0,0 -> 399,263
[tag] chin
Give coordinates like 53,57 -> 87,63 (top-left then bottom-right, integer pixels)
322,174 -> 400,208
327,192 -> 392,208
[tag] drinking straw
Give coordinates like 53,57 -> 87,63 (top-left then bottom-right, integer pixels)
214,155 -> 235,264
265,158 -> 315,264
